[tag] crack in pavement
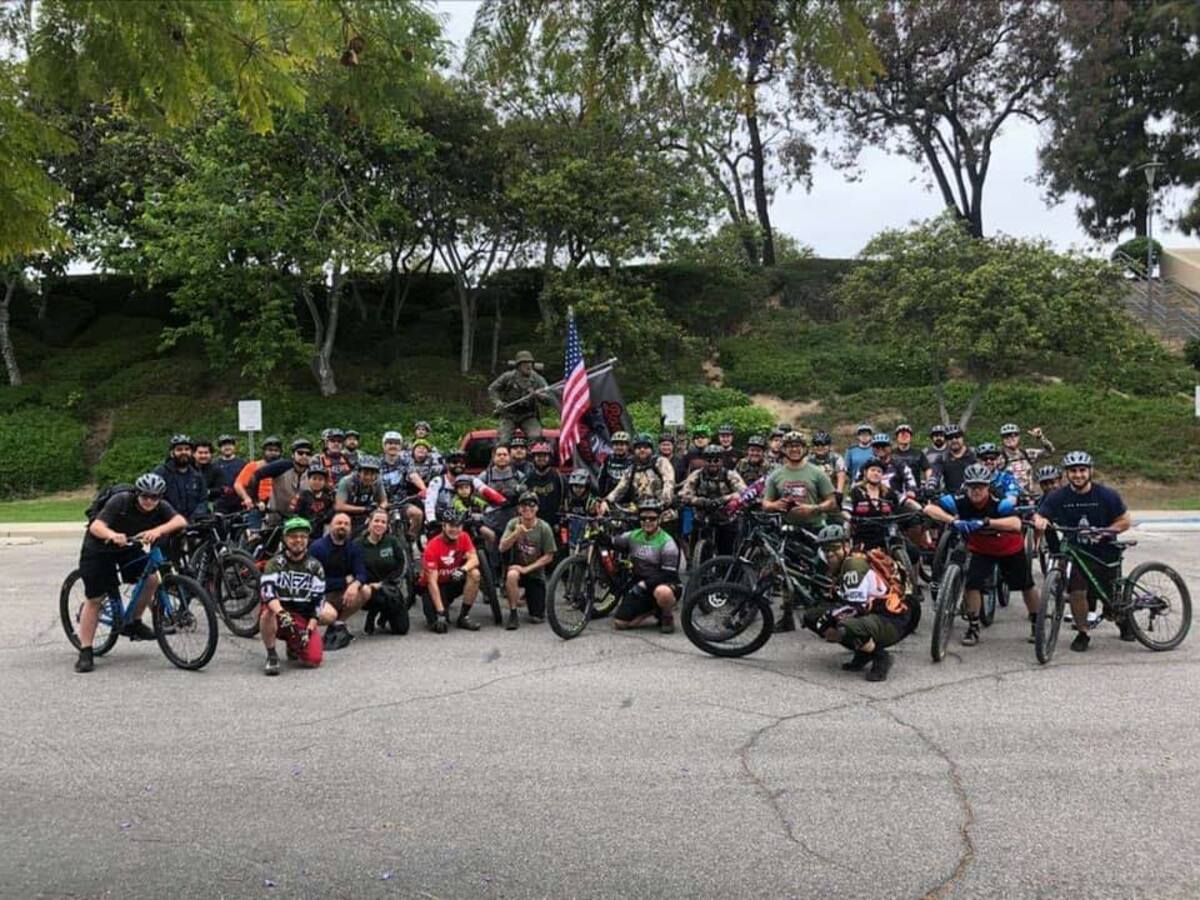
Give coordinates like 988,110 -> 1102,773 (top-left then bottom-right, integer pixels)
289,647 -> 661,728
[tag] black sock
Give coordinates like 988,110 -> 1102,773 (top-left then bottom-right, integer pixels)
80,646 -> 93,656
266,646 -> 278,658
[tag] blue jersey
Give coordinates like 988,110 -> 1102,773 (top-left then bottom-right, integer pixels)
990,469 -> 1021,502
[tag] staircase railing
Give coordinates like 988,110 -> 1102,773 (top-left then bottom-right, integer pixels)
1112,250 -> 1200,341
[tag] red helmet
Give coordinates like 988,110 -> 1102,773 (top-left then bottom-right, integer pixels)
531,441 -> 552,455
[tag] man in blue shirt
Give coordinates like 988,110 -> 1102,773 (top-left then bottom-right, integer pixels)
844,423 -> 876,484
309,512 -> 369,651
1034,451 -> 1132,652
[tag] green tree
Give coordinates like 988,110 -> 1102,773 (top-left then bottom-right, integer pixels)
1038,0 -> 1200,241
802,0 -> 1061,238
837,214 -> 1139,429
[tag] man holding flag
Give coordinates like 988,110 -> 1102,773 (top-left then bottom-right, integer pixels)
557,307 -> 633,471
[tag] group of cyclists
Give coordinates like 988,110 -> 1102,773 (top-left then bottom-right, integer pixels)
73,417 -> 1140,683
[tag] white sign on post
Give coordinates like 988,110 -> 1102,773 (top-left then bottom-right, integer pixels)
661,394 -> 685,427
1195,385 -> 1199,417
238,400 -> 263,433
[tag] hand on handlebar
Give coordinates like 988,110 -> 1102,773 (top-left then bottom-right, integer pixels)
953,519 -> 984,536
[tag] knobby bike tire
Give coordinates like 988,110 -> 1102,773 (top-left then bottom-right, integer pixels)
683,554 -> 755,601
215,550 -> 261,638
931,563 -> 963,663
1124,561 -> 1192,652
1034,569 -> 1066,664
681,581 -> 774,659
479,558 -> 502,626
152,574 -> 218,670
59,569 -> 121,656
546,554 -> 594,640
980,571 -> 997,628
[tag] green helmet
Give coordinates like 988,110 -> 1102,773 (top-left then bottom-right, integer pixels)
283,517 -> 312,535
514,350 -> 535,364
817,523 -> 847,544
632,432 -> 654,448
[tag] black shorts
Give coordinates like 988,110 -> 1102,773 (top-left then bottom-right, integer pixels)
78,547 -> 149,599
1068,557 -> 1120,602
965,550 -> 1032,592
517,575 -> 547,618
615,580 -> 681,622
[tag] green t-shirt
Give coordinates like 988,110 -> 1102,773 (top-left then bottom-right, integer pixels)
502,517 -> 557,580
764,461 -> 834,527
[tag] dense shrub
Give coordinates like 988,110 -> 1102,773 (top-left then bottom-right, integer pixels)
1183,338 -> 1200,372
693,404 -> 774,438
93,435 -> 166,485
0,409 -> 89,497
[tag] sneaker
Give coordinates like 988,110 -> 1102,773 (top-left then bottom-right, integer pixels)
285,645 -> 298,661
363,610 -> 377,635
74,648 -> 94,674
264,653 -> 280,676
865,649 -> 893,682
659,611 -> 676,635
961,620 -> 981,647
325,624 -> 354,651
431,618 -> 448,634
528,614 -> 545,625
456,611 -> 481,631
775,609 -> 796,633
505,609 -> 519,631
1070,632 -> 1090,652
842,651 -> 871,672
122,620 -> 156,641
1118,618 -> 1136,642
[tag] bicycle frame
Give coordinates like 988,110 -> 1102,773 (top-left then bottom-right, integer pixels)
100,545 -> 171,629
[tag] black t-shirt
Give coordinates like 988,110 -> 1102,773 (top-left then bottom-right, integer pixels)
1038,484 -> 1127,562
82,493 -> 177,556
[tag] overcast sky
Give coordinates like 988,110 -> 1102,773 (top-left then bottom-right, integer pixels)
434,0 -> 1196,259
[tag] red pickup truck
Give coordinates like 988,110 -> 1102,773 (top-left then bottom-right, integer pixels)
459,428 -> 573,475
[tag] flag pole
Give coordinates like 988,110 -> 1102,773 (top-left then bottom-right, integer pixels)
493,357 -> 620,411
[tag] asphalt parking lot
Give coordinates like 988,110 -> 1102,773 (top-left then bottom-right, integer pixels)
2,523 -> 1199,899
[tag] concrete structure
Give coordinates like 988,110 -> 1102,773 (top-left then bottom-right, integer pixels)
1163,247 -> 1200,296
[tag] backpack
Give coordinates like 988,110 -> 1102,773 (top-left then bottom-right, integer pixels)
85,483 -> 136,523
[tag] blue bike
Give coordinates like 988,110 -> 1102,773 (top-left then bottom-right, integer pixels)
60,540 -> 219,670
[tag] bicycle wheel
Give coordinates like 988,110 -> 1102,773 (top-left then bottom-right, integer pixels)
478,556 -> 502,626
546,554 -> 594,640
683,554 -> 755,600
979,577 -> 997,628
1034,568 -> 1065,664
59,570 -> 121,656
215,551 -> 261,638
930,562 -> 963,662
1124,562 -> 1192,652
152,574 -> 218,670
997,571 -> 1010,608
682,582 -> 774,658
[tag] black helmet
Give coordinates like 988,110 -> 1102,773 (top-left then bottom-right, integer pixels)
632,432 -> 653,448
944,426 -> 963,440
217,434 -> 236,446
812,431 -> 831,446
963,464 -> 992,486
862,457 -> 885,473
447,449 -> 466,462
718,424 -> 734,436
441,508 -> 468,525
929,424 -> 947,437
770,427 -> 787,438
1036,464 -> 1060,483
518,491 -> 540,506
291,438 -> 313,452
262,435 -> 283,449
454,473 -> 474,487
169,433 -> 194,450
510,436 -> 527,448
747,434 -> 766,449
976,442 -> 1000,459
657,432 -> 675,444
870,432 -> 891,447
324,427 -> 345,440
702,445 -> 724,460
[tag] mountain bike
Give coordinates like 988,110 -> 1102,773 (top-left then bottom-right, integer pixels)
60,539 -> 219,670
176,514 -> 261,638
545,514 -> 637,640
1034,525 -> 1192,664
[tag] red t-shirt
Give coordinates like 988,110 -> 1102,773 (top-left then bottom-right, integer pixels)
421,532 -> 476,585
955,494 -> 1024,557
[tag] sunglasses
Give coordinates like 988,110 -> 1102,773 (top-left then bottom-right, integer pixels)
295,449 -> 312,456
640,515 -> 660,522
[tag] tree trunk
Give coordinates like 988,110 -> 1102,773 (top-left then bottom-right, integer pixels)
957,379 -> 989,432
458,285 -> 476,374
0,275 -> 21,386
490,295 -> 503,373
300,278 -> 339,397
349,278 -> 367,323
537,237 -> 558,333
931,365 -> 949,426
744,84 -> 775,266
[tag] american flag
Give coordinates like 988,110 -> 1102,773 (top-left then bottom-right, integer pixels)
558,309 -> 590,465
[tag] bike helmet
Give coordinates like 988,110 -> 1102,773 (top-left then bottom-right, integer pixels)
976,442 -> 1000,459
895,423 -> 913,435
658,432 -> 675,444
944,425 -> 963,439
168,433 -> 193,450
929,424 -> 947,437
530,442 -> 552,455
1036,464 -> 1060,483
1000,423 -> 1020,437
291,438 -> 313,452
637,498 -> 663,514
283,516 -> 312,535
770,427 -> 787,438
446,449 -> 467,462
307,463 -> 328,477
510,436 -> 527,448
345,429 -> 360,439
568,468 -> 590,486
194,438 -> 213,451
611,431 -> 630,444
262,435 -> 283,449
782,430 -> 806,447
718,424 -> 734,436
518,491 -> 540,506
855,422 -> 873,434
441,508 -> 468,525
217,433 -> 236,446
454,473 -> 474,487
962,464 -> 992,486
414,420 -> 431,432
817,523 -> 847,544
812,431 -> 831,446
870,432 -> 891,447
356,454 -> 381,471
134,472 -> 167,497
324,427 -> 345,440
747,434 -> 766,449
633,432 -> 654,448
862,457 -> 884,473
382,430 -> 403,446
692,425 -> 710,437
411,439 -> 432,450
1061,450 -> 1093,469
702,445 -> 724,459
